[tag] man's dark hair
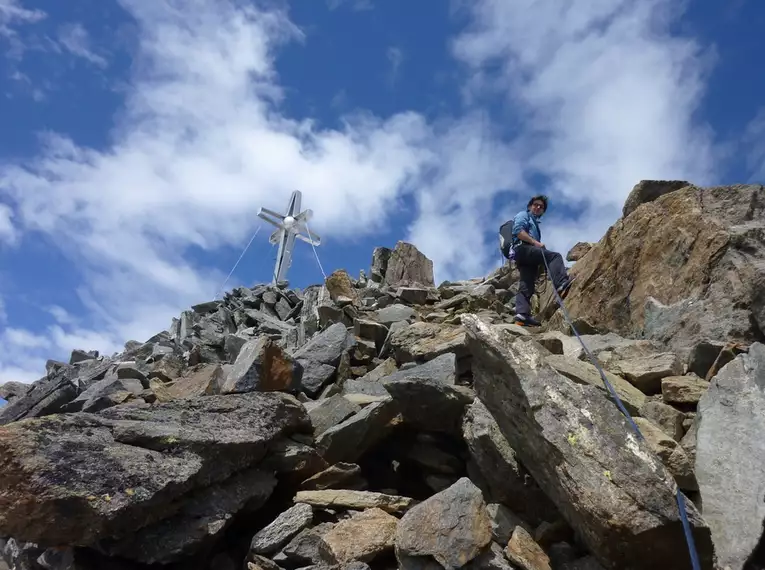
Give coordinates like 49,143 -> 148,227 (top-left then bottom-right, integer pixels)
527,194 -> 548,212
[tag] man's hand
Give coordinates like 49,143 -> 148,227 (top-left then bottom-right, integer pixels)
534,240 -> 545,248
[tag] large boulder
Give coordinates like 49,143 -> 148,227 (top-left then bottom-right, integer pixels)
382,241 -> 435,288
556,183 -> 765,358
461,314 -> 715,570
0,392 -> 309,551
695,342 -> 765,570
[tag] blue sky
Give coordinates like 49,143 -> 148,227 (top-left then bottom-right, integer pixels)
0,0 -> 763,384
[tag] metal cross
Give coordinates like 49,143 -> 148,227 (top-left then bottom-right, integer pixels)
257,190 -> 321,285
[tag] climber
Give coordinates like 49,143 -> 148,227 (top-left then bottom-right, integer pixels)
499,194 -> 573,327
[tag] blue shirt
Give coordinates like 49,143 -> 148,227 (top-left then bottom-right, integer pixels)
511,210 -> 542,246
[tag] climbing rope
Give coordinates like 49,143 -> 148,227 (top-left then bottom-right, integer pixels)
540,253 -> 702,570
304,221 -> 327,280
213,225 -> 261,300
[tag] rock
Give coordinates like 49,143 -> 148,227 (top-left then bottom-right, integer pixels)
164,363 -> 225,399
544,354 -> 646,415
221,337 -> 302,394
383,241 -> 435,288
687,340 -> 727,379
250,503 -> 314,555
487,503 -> 530,544
300,463 -> 367,491
326,270 -> 358,306
695,342 -> 765,570
293,322 -> 356,396
277,524 -> 337,567
462,399 -> 558,526
462,314 -> 715,570
605,352 -> 683,395
353,318 -> 389,351
0,382 -> 30,403
0,391 -> 309,547
661,375 -> 709,406
382,357 -> 474,434
394,477 -> 492,569
633,417 -> 697,491
375,304 -> 417,327
505,526 -> 552,570
560,183 -> 765,358
566,241 -> 593,262
322,507 -> 398,563
622,179 -> 691,218
464,542 -> 516,570
102,468 -> 277,564
314,397 -> 400,464
370,246 -> 392,283
293,489 -> 415,514
307,394 -> 361,436
397,287 -> 430,305
639,400 -> 685,441
64,375 -> 144,413
388,322 -> 469,364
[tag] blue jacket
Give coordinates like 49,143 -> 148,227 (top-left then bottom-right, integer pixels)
511,210 -> 542,247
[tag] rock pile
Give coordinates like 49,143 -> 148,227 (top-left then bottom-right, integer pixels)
1,183 -> 764,570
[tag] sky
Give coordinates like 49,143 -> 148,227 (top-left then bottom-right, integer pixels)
0,0 -> 763,385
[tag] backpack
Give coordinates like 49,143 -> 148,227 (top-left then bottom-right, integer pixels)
498,220 -> 515,260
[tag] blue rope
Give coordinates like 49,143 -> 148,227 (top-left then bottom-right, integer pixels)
540,252 -> 702,570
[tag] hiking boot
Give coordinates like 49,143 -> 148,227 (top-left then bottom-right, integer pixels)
514,314 -> 541,327
557,277 -> 575,300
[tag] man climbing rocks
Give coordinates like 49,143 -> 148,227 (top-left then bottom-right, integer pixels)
499,194 -> 573,327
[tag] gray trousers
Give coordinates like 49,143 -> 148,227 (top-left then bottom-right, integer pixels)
514,244 -> 568,315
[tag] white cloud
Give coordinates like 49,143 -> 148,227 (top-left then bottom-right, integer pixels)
451,0 -> 717,247
0,0 -> 45,59
326,0 -> 374,12
0,0 -> 722,381
0,204 -> 17,245
56,22 -> 108,67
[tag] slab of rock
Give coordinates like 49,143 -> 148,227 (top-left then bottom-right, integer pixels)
383,241 -> 435,288
661,375 -> 709,406
462,399 -> 558,526
323,507 -> 399,563
375,304 -> 417,327
605,352 -> 683,394
370,246 -> 391,283
695,342 -> 765,570
0,391 -> 309,546
307,394 -> 361,435
639,400 -> 685,441
566,241 -> 593,262
633,417 -> 697,492
292,322 -> 356,396
394,477 -> 492,569
382,357 -> 474,434
462,314 -> 715,570
0,382 -> 30,403
388,322 -> 469,364
250,503 -> 314,555
102,468 -> 277,564
293,489 -> 415,514
164,364 -> 225,399
300,463 -> 367,491
559,184 -> 765,358
505,526 -> 552,570
325,270 -> 358,305
545,354 -> 646,414
353,318 -> 389,351
314,398 -> 400,464
222,337 -> 302,393
622,179 -> 691,218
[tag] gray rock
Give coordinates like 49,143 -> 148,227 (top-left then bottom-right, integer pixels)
463,542 -> 516,570
103,468 -> 277,564
371,246 -> 392,283
383,241 -> 435,288
639,400 -> 685,441
462,315 -> 715,570
622,179 -> 690,218
0,381 -> 30,403
382,360 -> 474,434
64,375 -> 144,413
353,318 -> 389,351
292,323 -> 355,396
307,394 -> 361,435
395,477 -> 492,569
397,287 -> 430,305
250,502 -> 314,555
695,342 -> 765,570
687,340 -> 727,379
315,398 -> 399,464
300,462 -> 367,491
278,524 -> 337,567
462,399 -> 558,526
0,391 -> 309,546
376,304 -> 417,327
221,337 -> 302,394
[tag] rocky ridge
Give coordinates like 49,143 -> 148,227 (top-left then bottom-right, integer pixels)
1,182 -> 764,570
